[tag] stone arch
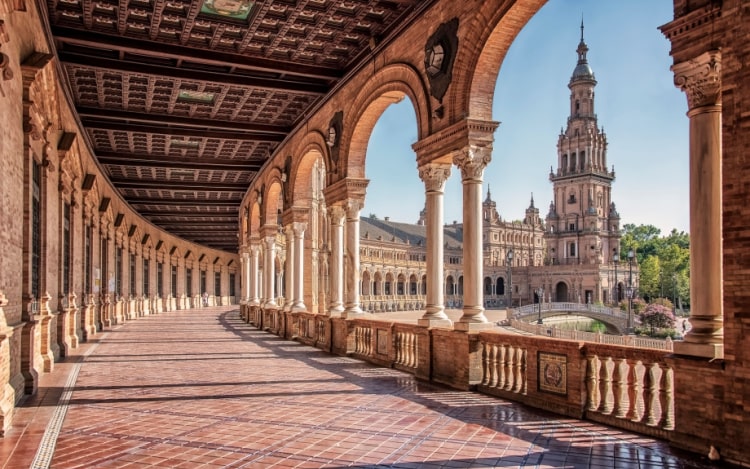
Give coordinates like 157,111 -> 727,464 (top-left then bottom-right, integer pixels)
262,178 -> 283,227
248,200 -> 261,240
449,0 -> 547,122
361,270 -> 371,295
289,132 -> 329,207
339,64 -> 430,181
555,281 -> 570,302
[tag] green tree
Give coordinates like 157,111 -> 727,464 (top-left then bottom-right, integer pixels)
637,255 -> 661,300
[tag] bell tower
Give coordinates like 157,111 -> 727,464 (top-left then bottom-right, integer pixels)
545,21 -> 621,265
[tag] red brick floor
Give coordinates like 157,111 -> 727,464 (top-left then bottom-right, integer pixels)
1,307 -> 727,468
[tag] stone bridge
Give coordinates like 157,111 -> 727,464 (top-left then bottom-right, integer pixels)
509,302 -> 631,334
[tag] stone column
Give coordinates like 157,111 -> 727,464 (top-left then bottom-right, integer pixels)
292,222 -> 307,311
242,250 -> 250,303
344,200 -> 364,318
263,235 -> 278,309
672,50 -> 723,359
283,225 -> 294,312
453,145 -> 493,331
418,163 -> 453,327
250,243 -> 261,306
328,205 -> 345,316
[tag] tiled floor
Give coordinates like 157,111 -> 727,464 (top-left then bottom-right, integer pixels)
1,307 -> 727,468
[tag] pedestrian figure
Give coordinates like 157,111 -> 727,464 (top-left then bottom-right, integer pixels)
202,291 -> 209,307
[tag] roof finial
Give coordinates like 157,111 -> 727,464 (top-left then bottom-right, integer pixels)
580,15 -> 584,42
530,193 -> 535,209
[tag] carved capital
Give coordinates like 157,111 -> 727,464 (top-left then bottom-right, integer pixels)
419,163 -> 451,193
672,50 -> 721,110
453,144 -> 492,181
263,236 -> 276,250
329,205 -> 346,226
292,222 -> 307,237
344,199 -> 362,220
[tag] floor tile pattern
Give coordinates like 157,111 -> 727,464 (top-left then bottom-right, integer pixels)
7,307 -> 726,468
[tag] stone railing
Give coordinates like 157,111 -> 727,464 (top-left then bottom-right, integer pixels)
250,308 -> 676,442
583,344 -> 674,438
508,319 -> 674,351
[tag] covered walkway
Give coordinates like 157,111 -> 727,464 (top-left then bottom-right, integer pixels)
4,307 -> 717,468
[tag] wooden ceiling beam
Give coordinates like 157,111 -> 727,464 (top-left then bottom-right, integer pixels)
96,152 -> 262,171
79,107 -> 289,137
111,178 -> 248,191
82,119 -> 282,142
52,26 -> 343,81
139,211 -> 238,218
59,51 -> 329,95
126,197 -> 239,206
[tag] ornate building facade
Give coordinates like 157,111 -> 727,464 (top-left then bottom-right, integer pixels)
356,26 -> 632,311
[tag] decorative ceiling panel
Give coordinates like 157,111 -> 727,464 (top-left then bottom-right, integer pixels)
45,0 -> 429,251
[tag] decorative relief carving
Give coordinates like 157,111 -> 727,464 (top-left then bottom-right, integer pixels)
418,163 -> 451,193
292,222 -> 307,237
0,20 -> 12,97
453,145 -> 492,181
344,199 -> 363,219
672,50 -> 721,110
424,18 -> 459,103
328,205 -> 346,225
326,111 -> 343,177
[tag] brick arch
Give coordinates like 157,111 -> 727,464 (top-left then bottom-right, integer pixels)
248,201 -> 261,238
339,63 -> 429,180
448,0 -> 547,122
262,178 -> 283,227
289,131 -> 328,208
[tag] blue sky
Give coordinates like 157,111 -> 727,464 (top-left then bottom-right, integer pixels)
362,0 -> 689,235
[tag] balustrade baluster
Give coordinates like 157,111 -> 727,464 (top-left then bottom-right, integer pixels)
498,345 -> 506,389
395,333 -> 403,365
601,357 -> 615,414
587,356 -> 601,412
513,348 -> 524,393
505,346 -> 515,391
489,345 -> 499,387
412,334 -> 418,367
482,342 -> 490,386
614,359 -> 630,419
630,361 -> 645,423
646,363 -> 662,427
660,366 -> 675,430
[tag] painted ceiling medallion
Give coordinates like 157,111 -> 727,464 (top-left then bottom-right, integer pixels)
200,0 -> 255,21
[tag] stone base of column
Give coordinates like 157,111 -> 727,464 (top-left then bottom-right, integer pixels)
291,303 -> 307,313
342,308 -> 364,319
453,321 -> 495,332
417,318 -> 453,328
673,341 -> 724,359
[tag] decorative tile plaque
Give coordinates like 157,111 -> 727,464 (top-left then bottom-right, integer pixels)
538,352 -> 567,395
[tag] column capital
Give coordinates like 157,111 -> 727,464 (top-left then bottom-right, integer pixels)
672,50 -> 721,111
344,199 -> 363,219
453,144 -> 492,181
329,204 -> 346,224
263,235 -> 276,249
419,163 -> 452,193
292,222 -> 307,237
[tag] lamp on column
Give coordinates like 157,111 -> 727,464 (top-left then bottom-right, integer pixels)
613,248 -> 619,305
627,248 -> 635,333
506,249 -> 513,308
536,285 -> 544,324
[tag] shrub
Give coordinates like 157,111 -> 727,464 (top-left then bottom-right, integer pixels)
641,303 -> 676,333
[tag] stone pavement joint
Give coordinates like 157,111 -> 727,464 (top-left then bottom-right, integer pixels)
2,307 -> 726,468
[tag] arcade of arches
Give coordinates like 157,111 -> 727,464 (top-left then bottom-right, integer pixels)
0,0 -> 748,465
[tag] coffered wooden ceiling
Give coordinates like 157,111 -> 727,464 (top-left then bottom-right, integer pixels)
43,0 -> 429,251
